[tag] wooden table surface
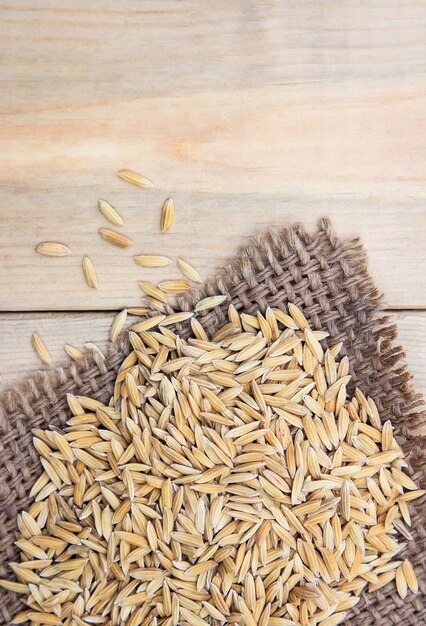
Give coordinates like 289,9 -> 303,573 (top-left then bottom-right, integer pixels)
0,1 -> 425,396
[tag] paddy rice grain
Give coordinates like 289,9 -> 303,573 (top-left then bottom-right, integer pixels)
177,258 -> 202,283
63,344 -> 84,361
109,309 -> 128,342
138,281 -> 167,304
118,169 -> 154,188
98,199 -> 124,226
160,198 -> 174,233
82,256 -> 99,289
133,255 -> 172,267
158,280 -> 191,293
31,332 -> 51,365
99,228 -> 133,248
195,295 -> 227,312
35,242 -> 70,257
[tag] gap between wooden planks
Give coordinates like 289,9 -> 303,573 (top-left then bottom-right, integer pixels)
0,312 -> 425,406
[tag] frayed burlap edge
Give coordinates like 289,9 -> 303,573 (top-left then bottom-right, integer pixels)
0,218 -> 424,625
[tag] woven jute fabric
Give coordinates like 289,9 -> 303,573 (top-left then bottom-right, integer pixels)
0,218 -> 424,624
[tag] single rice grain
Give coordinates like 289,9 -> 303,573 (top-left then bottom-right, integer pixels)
118,169 -> 153,188
31,332 -> 51,365
35,242 -> 70,257
82,256 -> 99,289
99,228 -> 133,248
160,198 -> 174,233
98,199 -> 124,226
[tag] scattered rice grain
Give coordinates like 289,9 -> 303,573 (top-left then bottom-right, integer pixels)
98,199 -> 124,226
82,256 -> 99,289
31,332 -> 51,365
118,169 -> 153,188
99,228 -> 133,248
161,198 -> 174,233
35,242 -> 70,257
177,258 -> 202,283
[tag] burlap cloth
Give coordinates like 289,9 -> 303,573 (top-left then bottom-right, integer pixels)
0,219 -> 424,624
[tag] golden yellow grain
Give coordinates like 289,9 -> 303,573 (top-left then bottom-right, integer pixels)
202,601 -> 227,621
127,307 -> 149,316
392,467 -> 418,491
142,295 -> 168,313
195,295 -> 227,312
64,344 -> 84,361
304,327 -> 324,362
133,254 -> 172,267
158,280 -> 191,293
341,480 -> 351,521
177,258 -> 202,283
28,613 -> 63,625
82,256 -> 99,289
138,281 -> 167,303
288,302 -> 309,329
109,309 -> 128,342
160,197 -> 174,233
396,564 -> 408,599
31,332 -> 51,366
11,610 -> 32,624
320,614 -> 347,626
159,311 -> 194,326
402,559 -> 418,593
0,580 -> 28,593
98,199 -> 124,226
118,168 -> 154,187
131,314 -> 165,331
397,489 -> 426,502
367,450 -> 402,466
35,241 -> 70,257
99,228 -> 133,248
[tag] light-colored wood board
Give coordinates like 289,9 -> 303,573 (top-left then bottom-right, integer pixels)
0,312 -> 114,391
2,1 -> 425,113
1,1 -> 426,310
1,194 -> 425,311
0,311 -> 424,400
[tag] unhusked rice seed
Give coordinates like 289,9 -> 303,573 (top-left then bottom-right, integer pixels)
133,255 -> 172,267
158,280 -> 191,293
109,309 -> 128,342
35,242 -> 70,257
98,228 -> 133,248
98,199 -> 124,226
64,344 -> 84,361
82,256 -> 99,289
195,295 -> 227,312
117,169 -> 154,188
160,198 -> 174,233
31,332 -> 51,365
177,257 -> 202,283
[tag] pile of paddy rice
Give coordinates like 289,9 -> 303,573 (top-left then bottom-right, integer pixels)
1,304 -> 423,626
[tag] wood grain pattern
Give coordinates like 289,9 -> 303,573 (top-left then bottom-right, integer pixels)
0,2 -> 424,401
0,1 -> 425,310
0,312 -> 424,399
1,195 -> 425,311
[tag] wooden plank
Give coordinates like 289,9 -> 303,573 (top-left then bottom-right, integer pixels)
1,193 -> 425,311
0,312 -> 424,400
2,1 -> 425,112
0,1 -> 426,310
